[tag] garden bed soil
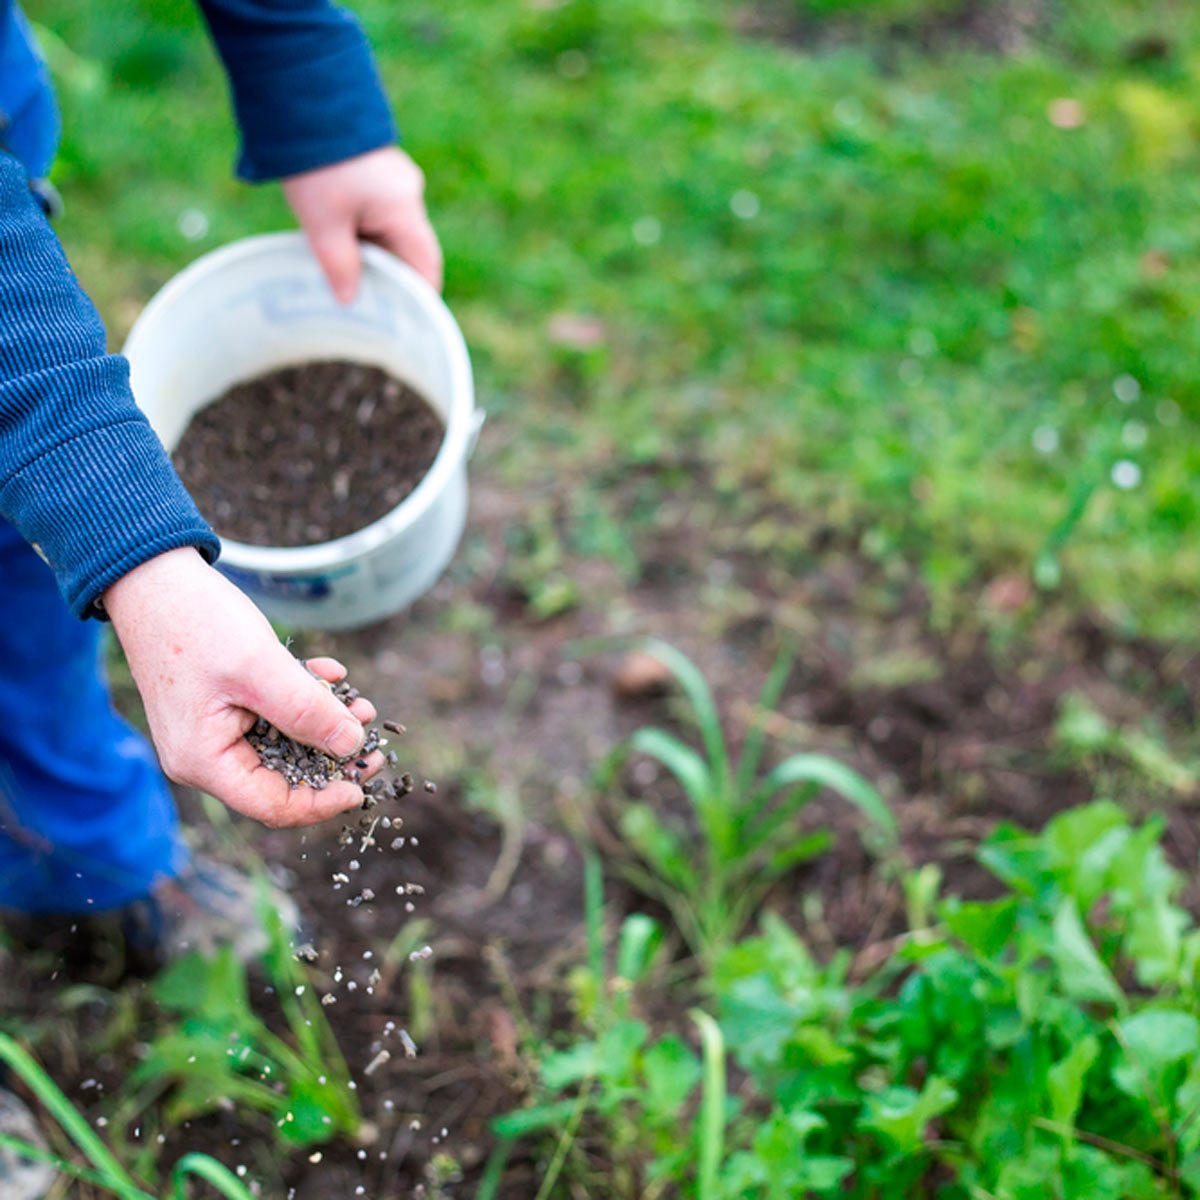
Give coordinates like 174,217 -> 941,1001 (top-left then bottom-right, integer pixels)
272,475 -> 1198,1192
4,466 -> 1199,1197
172,360 -> 443,548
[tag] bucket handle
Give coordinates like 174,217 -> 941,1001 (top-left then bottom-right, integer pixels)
468,409 -> 487,457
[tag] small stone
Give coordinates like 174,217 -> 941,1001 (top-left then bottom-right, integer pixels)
613,650 -> 672,700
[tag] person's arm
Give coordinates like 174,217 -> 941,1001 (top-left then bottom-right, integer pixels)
0,155 -> 218,616
196,0 -> 395,185
197,0 -> 443,295
0,157 -> 370,825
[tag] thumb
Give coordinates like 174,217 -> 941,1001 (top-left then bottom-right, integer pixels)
307,222 -> 362,305
250,652 -> 365,760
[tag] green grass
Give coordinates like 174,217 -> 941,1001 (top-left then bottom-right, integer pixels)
32,0 -> 1200,638
0,1033 -> 255,1199
25,0 -> 1200,638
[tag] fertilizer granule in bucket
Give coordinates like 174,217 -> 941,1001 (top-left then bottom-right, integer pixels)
172,359 -> 444,547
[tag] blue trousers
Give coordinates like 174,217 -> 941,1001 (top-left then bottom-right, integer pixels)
1,4 -> 59,182
0,520 -> 185,913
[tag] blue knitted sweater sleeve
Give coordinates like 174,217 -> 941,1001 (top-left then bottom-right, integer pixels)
197,0 -> 398,181
0,158 -> 221,618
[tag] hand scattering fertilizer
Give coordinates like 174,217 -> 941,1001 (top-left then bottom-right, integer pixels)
247,668 -> 432,851
247,667 -> 441,1159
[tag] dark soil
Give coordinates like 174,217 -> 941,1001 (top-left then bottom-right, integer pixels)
266,793 -> 582,1199
173,360 -> 444,548
5,460 -> 1200,1197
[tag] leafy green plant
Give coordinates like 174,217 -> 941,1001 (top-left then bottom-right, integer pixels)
498,801 -> 1200,1198
604,639 -> 897,958
708,799 -> 1200,1198
118,896 -> 358,1149
0,1033 -> 253,1199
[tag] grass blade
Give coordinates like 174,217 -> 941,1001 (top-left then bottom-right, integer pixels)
0,1131 -> 143,1194
0,1033 -> 144,1193
642,640 -> 730,787
618,803 -> 699,893
734,642 -> 795,798
764,828 -> 835,875
584,849 -> 606,989
690,1010 -> 726,1200
755,754 -> 897,847
630,725 -> 739,863
739,782 -> 819,856
532,1079 -> 593,1200
629,727 -> 712,811
171,1152 -> 257,1200
475,1138 -> 514,1200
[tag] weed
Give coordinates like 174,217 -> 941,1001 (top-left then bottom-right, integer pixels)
499,801 -> 1200,1197
601,639 -> 897,959
485,852 -> 719,1199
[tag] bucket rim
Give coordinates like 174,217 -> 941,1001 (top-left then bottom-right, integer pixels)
123,231 -> 475,575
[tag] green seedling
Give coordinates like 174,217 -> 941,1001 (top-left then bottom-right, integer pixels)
486,852 -> 712,1199
494,799 -> 1200,1199
517,801 -> 1200,1199
117,890 -> 358,1149
604,639 -> 898,959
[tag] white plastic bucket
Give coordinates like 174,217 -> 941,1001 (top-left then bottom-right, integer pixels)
122,231 -> 478,632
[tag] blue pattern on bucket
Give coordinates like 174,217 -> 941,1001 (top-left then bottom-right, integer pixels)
223,276 -> 399,334
219,562 -> 359,601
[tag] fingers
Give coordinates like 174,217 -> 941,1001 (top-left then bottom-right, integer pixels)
307,221 -> 363,305
304,656 -> 346,682
304,656 -> 376,724
187,717 -> 387,829
358,749 -> 387,780
260,778 -> 365,827
244,649 -> 365,760
375,215 -> 444,292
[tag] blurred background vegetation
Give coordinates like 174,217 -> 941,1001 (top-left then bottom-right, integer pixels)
35,0 -> 1200,641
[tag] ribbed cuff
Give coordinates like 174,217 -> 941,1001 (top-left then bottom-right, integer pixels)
0,416 -> 221,619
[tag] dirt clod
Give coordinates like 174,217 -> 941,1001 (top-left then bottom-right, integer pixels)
613,650 -> 673,700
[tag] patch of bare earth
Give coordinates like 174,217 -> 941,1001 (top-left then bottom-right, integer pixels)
7,458 -> 1200,1196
